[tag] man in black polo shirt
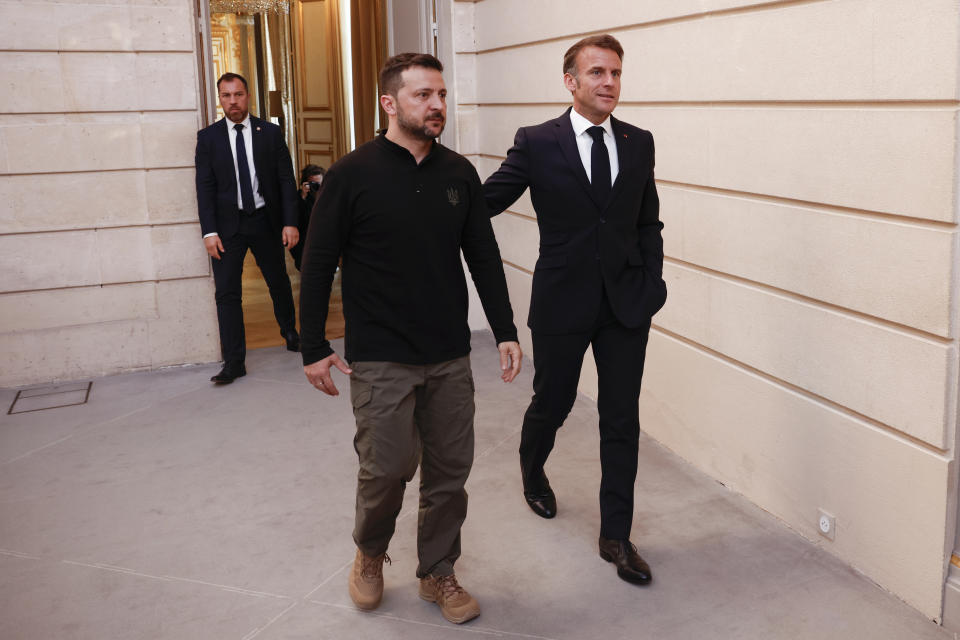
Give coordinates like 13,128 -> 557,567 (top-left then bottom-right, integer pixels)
299,53 -> 521,625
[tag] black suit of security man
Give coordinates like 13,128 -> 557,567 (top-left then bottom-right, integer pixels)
195,73 -> 300,383
483,36 -> 666,584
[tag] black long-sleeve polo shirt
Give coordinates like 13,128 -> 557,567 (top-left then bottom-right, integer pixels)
300,133 -> 518,366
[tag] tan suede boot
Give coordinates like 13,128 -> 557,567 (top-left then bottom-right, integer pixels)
348,549 -> 390,610
418,573 -> 480,624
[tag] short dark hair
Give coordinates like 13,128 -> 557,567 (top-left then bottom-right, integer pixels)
217,72 -> 249,92
379,53 -> 443,97
562,35 -> 624,76
300,164 -> 326,184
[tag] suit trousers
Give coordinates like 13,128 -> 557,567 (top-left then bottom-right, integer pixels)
211,208 -> 296,363
520,290 -> 650,540
349,356 -> 475,578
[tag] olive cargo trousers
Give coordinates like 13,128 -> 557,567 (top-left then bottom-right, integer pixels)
349,356 -> 475,578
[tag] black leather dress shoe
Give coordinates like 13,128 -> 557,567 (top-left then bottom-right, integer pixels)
283,329 -> 300,352
522,472 -> 557,519
598,537 -> 652,585
211,361 -> 246,384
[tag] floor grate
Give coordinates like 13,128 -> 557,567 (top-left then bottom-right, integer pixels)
8,381 -> 92,415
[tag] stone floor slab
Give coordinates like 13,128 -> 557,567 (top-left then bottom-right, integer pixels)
0,332 -> 951,640
0,553 -> 294,640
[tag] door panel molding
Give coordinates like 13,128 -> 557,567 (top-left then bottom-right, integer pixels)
292,0 -> 349,170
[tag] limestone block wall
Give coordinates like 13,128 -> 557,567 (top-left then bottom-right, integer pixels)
452,0 -> 960,619
0,0 -> 219,387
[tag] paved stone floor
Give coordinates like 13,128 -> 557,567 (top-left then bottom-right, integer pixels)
0,332 -> 953,639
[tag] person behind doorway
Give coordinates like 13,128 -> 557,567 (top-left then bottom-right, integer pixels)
290,163 -> 326,271
299,53 -> 522,625
195,72 -> 302,384
483,34 -> 667,586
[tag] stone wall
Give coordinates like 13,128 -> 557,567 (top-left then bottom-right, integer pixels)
0,0 -> 219,387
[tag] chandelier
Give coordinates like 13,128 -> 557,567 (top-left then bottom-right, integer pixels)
209,0 -> 289,14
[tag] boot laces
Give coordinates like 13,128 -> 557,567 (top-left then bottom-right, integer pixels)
360,552 -> 390,579
435,574 -> 465,601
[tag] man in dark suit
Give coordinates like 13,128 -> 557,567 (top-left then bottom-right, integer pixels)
195,72 -> 301,383
483,35 -> 667,585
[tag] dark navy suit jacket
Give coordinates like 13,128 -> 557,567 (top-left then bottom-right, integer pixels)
194,115 -> 298,238
483,108 -> 667,334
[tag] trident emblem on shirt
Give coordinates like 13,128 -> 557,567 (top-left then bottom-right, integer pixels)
446,187 -> 461,206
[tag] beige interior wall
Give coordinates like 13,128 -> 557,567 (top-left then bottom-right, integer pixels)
451,0 -> 960,620
0,0 -> 219,387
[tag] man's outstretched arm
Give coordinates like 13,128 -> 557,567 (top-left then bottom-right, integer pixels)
483,127 -> 531,217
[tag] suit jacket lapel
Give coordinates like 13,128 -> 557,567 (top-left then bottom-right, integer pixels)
608,116 -> 633,208
217,119 -> 236,189
553,109 -> 604,209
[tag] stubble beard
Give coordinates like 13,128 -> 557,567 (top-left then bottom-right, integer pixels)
397,109 -> 445,141
225,107 -> 247,123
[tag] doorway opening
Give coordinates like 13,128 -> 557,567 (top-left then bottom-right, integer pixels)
198,0 -> 390,351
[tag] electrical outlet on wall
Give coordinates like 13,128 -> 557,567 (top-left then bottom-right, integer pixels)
818,509 -> 836,541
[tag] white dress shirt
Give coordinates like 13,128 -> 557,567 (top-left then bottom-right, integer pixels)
569,108 -> 619,185
204,115 -> 267,239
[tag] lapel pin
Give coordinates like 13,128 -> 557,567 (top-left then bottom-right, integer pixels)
623,133 -> 628,138
256,126 -> 261,131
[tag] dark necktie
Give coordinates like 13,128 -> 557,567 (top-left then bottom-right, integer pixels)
233,123 -> 256,213
587,125 -> 611,203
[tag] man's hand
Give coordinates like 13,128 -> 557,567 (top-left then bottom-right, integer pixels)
204,234 -> 224,259
497,341 -> 522,383
304,353 -> 353,396
282,225 -> 299,249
